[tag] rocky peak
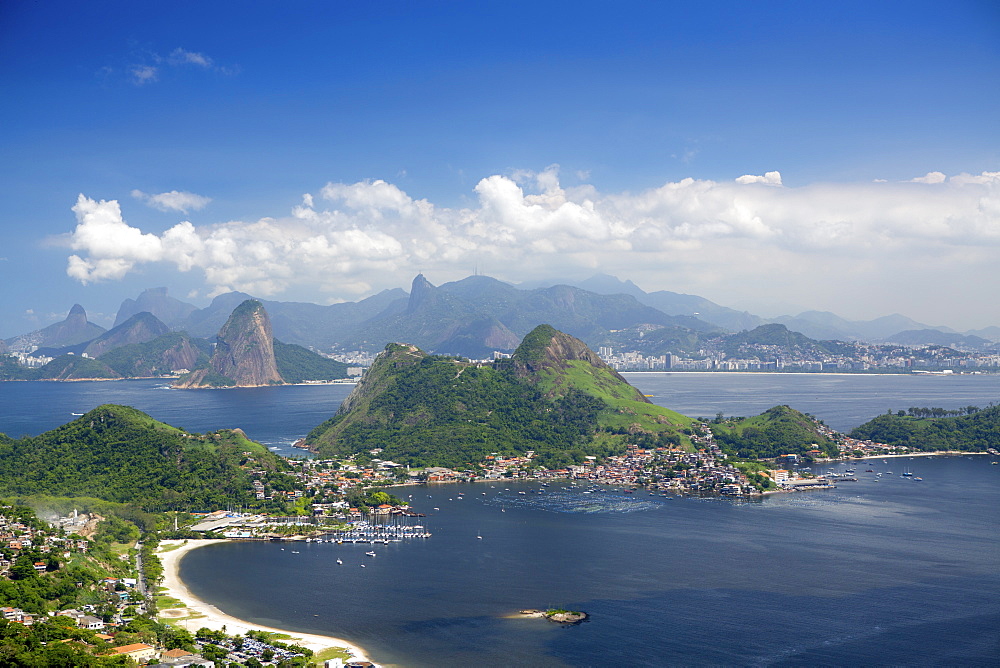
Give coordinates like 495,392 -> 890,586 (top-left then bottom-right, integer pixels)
174,300 -> 284,388
407,274 -> 438,313
212,300 -> 283,386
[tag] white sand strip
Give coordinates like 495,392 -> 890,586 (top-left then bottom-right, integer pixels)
156,539 -> 370,662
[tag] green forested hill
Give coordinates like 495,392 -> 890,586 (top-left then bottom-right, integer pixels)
711,405 -> 839,459
306,326 -> 695,468
98,331 -> 211,377
849,405 -> 1000,451
273,340 -> 350,382
0,405 -> 285,511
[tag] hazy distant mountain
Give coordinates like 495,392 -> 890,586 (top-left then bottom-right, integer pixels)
175,292 -> 255,339
172,288 -> 408,349
340,274 -> 720,358
882,329 -> 992,350
964,326 -> 1000,343
113,287 -> 197,328
771,312 -> 858,341
4,304 -> 106,353
521,273 -> 765,332
84,311 -> 171,358
42,273 -> 986,359
774,311 -> 950,341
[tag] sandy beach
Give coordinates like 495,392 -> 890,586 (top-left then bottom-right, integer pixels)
156,539 -> 370,663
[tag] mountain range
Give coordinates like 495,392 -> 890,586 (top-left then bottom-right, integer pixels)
0,299 -> 349,384
4,274 -> 997,368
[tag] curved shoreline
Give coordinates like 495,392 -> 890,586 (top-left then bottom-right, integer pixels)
156,539 -> 370,663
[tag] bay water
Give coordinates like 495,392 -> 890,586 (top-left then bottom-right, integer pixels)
1,373 -> 999,665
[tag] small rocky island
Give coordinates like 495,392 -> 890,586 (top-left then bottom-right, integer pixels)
520,609 -> 589,624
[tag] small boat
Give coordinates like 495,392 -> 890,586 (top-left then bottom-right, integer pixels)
477,535 -> 482,540
366,551 -> 376,557
336,558 -> 343,564
361,564 -> 366,568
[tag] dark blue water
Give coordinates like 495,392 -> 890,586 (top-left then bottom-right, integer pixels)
2,374 -> 999,665
2,373 -> 999,451
622,371 -> 1000,432
181,458 -> 1000,667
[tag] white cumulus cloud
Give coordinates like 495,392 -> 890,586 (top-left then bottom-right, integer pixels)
735,171 -> 783,186
909,171 -> 947,184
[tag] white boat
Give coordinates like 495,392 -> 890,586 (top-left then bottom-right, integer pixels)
366,551 -> 376,557
336,558 -> 343,564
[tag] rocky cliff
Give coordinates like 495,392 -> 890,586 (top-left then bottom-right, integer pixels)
174,300 -> 284,388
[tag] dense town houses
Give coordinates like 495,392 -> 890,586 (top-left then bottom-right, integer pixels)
594,344 -> 1000,373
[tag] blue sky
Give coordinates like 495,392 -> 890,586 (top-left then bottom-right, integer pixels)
2,0 -> 999,338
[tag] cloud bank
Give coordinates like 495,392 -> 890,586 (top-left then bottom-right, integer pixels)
63,169 -> 1000,321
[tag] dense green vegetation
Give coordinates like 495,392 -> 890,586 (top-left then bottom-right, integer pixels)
273,340 -> 349,383
512,323 -> 557,368
0,617 -> 131,666
308,326 -> 694,469
711,405 -> 839,459
721,323 -> 854,357
98,332 -> 211,377
0,354 -> 32,380
309,355 -> 615,468
0,405 -> 288,512
45,355 -> 120,380
850,404 -> 1000,451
